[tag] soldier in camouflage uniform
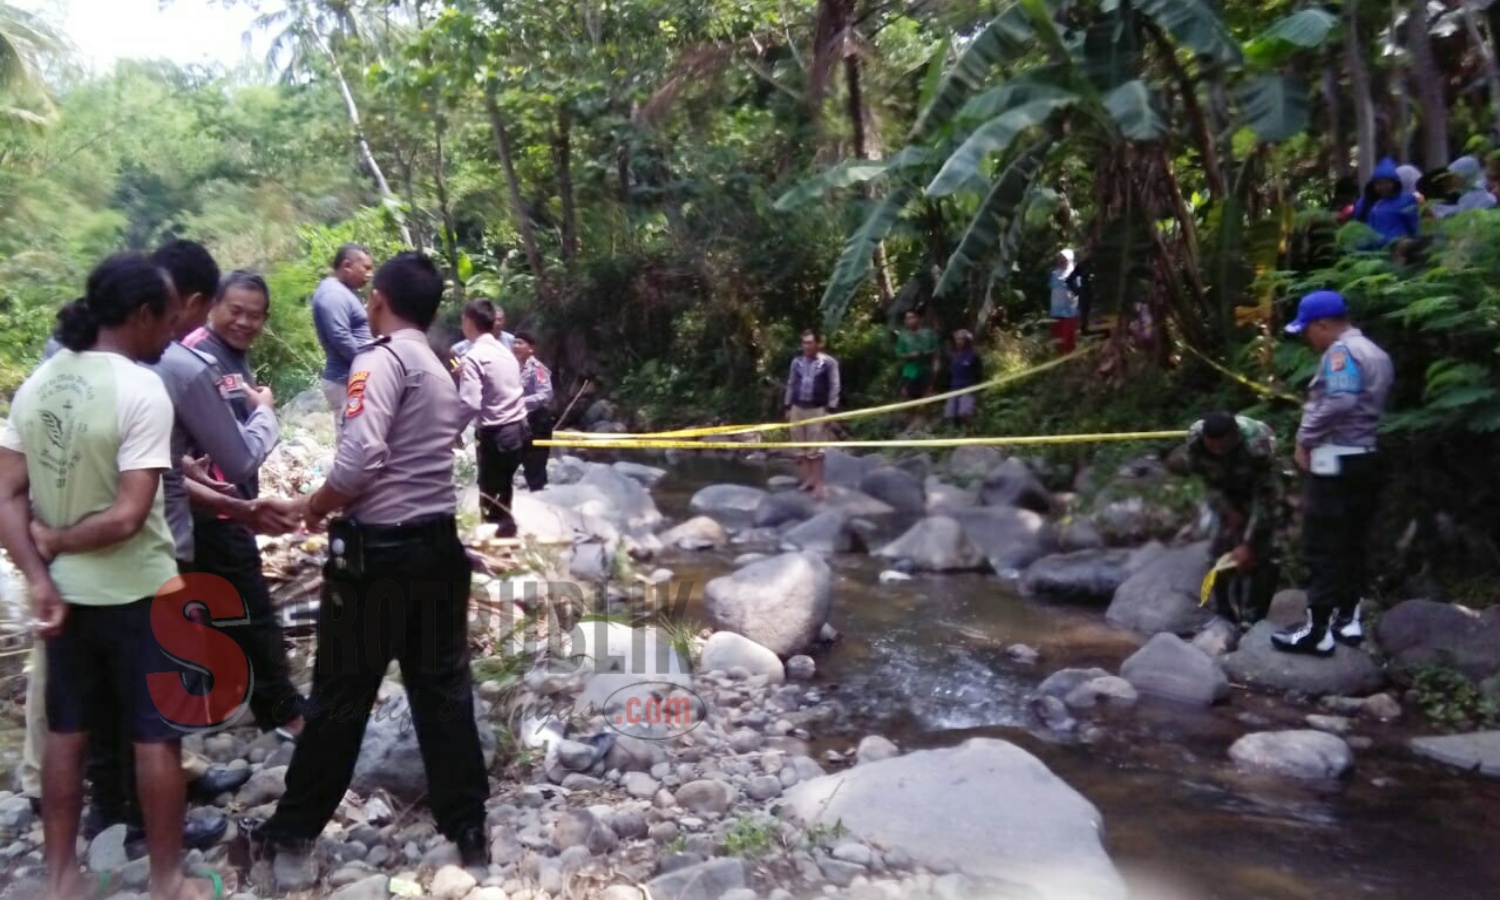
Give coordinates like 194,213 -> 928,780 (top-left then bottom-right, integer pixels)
1184,411 -> 1280,625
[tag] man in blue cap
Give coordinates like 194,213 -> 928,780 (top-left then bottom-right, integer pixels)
1274,291 -> 1393,656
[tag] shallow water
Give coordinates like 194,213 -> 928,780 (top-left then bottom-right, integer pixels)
648,453 -> 1500,900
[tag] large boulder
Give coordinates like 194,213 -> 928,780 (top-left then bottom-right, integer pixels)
874,516 -> 987,572
783,738 -> 1126,899
351,688 -> 497,802
582,399 -> 617,427
1229,731 -> 1354,781
950,507 -> 1057,574
555,622 -> 689,677
689,484 -> 769,522
1021,545 -> 1165,603
822,487 -> 896,519
581,464 -> 662,530
1119,633 -> 1229,706
1105,542 -> 1214,635
780,510 -> 864,557
1376,599 -> 1500,682
611,461 -> 667,487
752,491 -> 820,528
823,449 -> 880,488
704,553 -> 834,656
858,467 -> 926,515
700,632 -> 785,683
924,479 -> 979,514
535,483 -> 621,526
978,458 -> 1053,513
659,516 -> 728,551
1222,622 -> 1384,697
1410,732 -> 1500,777
947,446 -> 1004,483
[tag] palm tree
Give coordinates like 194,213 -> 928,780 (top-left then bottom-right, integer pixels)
249,0 -> 414,245
0,1 -> 63,129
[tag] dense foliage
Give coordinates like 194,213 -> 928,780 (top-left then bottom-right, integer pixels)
5,0 -> 1500,592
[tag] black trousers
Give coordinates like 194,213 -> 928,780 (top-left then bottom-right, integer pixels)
1302,453 -> 1381,614
263,518 -> 488,842
521,412 -> 551,492
192,518 -> 305,731
478,422 -> 527,530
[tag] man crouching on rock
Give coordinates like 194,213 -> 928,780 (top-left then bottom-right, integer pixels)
1184,411 -> 1279,627
783,329 -> 840,500
248,252 -> 490,875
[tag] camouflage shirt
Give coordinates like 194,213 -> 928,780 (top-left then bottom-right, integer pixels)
1184,415 -> 1278,545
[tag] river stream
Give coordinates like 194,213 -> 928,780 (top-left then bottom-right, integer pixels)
649,456 -> 1500,900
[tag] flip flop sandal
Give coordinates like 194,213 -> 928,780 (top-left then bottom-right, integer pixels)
187,866 -> 225,900
92,872 -> 112,899
274,727 -> 298,745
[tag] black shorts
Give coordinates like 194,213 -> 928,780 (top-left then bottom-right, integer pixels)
46,598 -> 189,744
900,371 -> 931,397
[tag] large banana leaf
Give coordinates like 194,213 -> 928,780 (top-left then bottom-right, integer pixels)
772,147 -> 931,211
1081,5 -> 1141,92
820,188 -> 915,333
1245,8 -> 1338,67
1239,75 -> 1309,143
1110,0 -> 1242,66
1103,79 -> 1163,140
935,134 -> 1058,298
960,70 -> 1074,121
928,91 -> 1078,197
911,0 -> 1061,138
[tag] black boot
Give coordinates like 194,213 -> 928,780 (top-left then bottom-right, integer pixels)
1332,601 -> 1364,647
457,824 -> 488,869
1271,608 -> 1336,657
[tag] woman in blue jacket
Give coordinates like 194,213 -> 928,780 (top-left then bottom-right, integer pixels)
1350,157 -> 1420,246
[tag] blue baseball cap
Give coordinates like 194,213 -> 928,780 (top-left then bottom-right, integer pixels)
1285,290 -> 1348,335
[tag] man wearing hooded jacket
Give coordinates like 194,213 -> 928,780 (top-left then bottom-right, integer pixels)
1350,158 -> 1420,246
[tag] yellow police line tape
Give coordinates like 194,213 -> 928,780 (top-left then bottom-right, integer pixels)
1181,343 -> 1301,405
535,429 -> 1190,451
553,344 -> 1101,442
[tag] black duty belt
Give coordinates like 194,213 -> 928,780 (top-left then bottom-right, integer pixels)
335,513 -> 456,543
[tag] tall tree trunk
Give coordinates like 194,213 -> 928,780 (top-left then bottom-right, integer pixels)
1346,1 -> 1377,185
1407,0 -> 1449,167
555,105 -> 579,273
433,122 -> 462,301
1322,66 -> 1349,182
315,30 -> 413,246
1148,23 -> 1225,200
485,90 -> 547,300
843,49 -> 894,306
1461,0 -> 1500,142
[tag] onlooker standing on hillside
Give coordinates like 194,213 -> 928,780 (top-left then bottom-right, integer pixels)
1350,158 -> 1420,246
312,243 -> 375,419
944,330 -> 983,427
896,310 -> 938,400
0,254 -> 220,900
458,299 -> 529,537
1048,249 -> 1080,354
512,330 -> 554,491
1273,291 -> 1393,657
784,329 -> 840,500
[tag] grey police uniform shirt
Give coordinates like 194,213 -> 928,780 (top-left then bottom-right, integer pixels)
458,333 -> 527,430
149,342 -> 280,560
520,356 -> 553,412
328,329 -> 466,525
452,331 -> 515,359
42,337 -> 279,560
1297,327 -> 1393,452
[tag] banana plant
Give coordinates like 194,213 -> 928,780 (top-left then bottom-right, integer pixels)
777,0 -> 1338,337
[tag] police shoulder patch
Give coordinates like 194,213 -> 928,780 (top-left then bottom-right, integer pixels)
346,370 -> 371,397
345,396 -> 365,418
1329,349 -> 1348,372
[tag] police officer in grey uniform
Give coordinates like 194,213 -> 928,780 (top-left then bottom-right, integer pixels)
1274,291 -> 1394,656
252,252 -> 489,868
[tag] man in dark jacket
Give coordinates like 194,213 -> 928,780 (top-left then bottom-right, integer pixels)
1351,157 -> 1420,247
783,330 -> 840,500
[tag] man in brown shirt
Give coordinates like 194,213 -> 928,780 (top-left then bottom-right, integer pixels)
457,299 -> 528,537
250,252 -> 490,871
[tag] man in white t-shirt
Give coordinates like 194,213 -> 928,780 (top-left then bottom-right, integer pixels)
0,254 -> 219,900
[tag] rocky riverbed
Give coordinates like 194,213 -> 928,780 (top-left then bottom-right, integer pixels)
4,397 -> 1500,899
